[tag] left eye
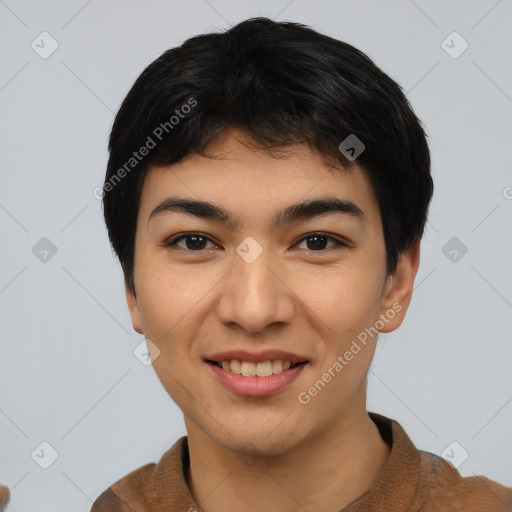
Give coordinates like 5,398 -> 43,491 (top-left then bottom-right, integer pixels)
295,233 -> 346,251
165,232 -> 345,252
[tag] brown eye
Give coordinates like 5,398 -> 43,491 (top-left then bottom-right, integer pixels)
166,233 -> 215,251
295,233 -> 346,251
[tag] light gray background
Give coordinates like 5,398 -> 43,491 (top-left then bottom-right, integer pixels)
1,0 -> 511,510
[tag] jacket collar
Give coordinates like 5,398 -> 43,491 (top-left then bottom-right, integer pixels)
155,412 -> 423,511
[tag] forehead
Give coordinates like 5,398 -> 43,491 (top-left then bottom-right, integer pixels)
138,127 -> 381,227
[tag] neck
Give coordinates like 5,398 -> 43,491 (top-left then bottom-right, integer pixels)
185,405 -> 390,512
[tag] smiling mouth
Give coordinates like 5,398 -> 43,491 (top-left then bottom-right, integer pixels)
206,359 -> 309,377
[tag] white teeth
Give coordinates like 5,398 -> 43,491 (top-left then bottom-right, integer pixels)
256,361 -> 273,377
230,359 -> 242,374
241,361 -> 256,377
217,359 -> 301,376
272,360 -> 283,373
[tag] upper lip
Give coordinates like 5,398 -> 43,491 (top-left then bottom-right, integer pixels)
205,349 -> 309,365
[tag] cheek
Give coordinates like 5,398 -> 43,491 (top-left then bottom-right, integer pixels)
135,258 -> 208,338
133,259 -> 218,379
292,265 -> 384,340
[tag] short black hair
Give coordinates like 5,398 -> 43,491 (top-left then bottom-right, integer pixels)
102,17 -> 433,294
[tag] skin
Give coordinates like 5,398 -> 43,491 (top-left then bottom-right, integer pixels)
125,126 -> 420,512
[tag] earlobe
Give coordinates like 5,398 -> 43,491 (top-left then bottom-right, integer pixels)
124,280 -> 144,334
379,239 -> 421,333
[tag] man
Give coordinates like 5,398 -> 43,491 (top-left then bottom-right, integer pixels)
91,17 -> 512,512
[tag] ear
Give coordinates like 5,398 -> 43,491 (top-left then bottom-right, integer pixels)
124,279 -> 144,334
378,239 -> 421,333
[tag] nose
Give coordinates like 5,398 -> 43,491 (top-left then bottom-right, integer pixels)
216,245 -> 296,333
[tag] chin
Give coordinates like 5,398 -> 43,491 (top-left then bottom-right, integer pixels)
221,419 -> 307,457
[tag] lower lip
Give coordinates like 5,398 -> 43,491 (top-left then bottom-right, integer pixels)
207,362 -> 308,397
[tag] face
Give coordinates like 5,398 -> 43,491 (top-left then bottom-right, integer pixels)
126,127 -> 418,456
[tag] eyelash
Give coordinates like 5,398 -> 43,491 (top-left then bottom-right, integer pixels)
163,232 -> 348,253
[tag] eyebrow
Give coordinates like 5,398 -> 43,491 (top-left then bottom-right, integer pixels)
148,196 -> 365,229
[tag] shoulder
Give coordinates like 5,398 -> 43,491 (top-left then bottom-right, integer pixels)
90,487 -> 135,512
89,436 -> 189,512
418,450 -> 512,512
368,413 -> 512,512
90,462 -> 159,512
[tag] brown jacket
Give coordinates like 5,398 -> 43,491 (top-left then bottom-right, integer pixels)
91,412 -> 512,511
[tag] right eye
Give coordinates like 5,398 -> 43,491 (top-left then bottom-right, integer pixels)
164,233 -> 218,252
